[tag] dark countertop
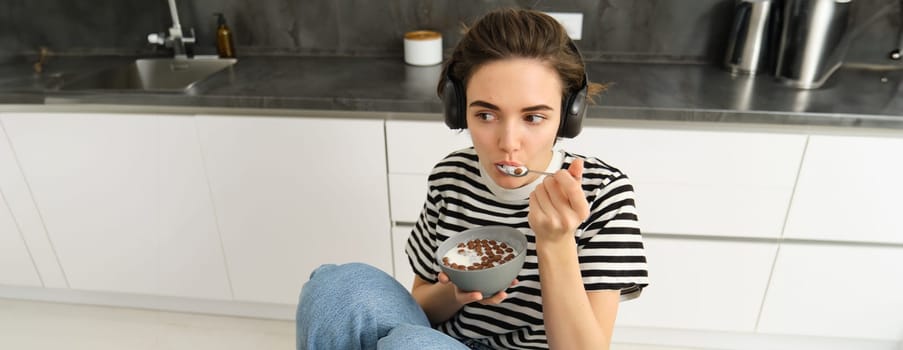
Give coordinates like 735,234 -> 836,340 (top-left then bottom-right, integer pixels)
1,55 -> 902,129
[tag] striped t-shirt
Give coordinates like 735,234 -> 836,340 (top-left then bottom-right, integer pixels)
405,147 -> 649,349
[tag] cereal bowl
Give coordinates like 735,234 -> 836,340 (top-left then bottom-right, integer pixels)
435,226 -> 528,297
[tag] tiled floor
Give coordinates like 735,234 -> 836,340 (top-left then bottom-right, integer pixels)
0,298 -> 704,350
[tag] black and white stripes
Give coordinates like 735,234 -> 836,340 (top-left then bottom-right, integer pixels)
405,147 -> 649,349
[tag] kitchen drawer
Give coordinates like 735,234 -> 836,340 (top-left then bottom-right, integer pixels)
558,127 -> 806,238
389,173 -> 428,224
758,242 -> 903,340
617,236 -> 777,332
385,120 -> 472,174
784,135 -> 903,244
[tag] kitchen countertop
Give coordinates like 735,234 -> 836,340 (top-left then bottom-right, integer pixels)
0,55 -> 901,129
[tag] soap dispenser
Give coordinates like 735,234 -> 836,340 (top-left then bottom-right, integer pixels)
214,13 -> 236,58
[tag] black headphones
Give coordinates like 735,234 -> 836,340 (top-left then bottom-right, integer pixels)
441,40 -> 589,139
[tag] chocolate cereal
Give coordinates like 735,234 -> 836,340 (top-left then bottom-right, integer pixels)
442,238 -> 517,271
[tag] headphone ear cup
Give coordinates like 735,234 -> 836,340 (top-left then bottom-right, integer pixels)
559,85 -> 587,138
442,77 -> 467,129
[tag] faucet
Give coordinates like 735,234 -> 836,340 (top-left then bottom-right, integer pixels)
147,0 -> 196,59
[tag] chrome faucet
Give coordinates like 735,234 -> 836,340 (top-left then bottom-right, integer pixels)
147,0 -> 196,59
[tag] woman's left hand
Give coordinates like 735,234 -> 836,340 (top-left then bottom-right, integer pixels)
528,158 -> 590,243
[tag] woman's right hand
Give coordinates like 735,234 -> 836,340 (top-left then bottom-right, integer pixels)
437,271 -> 517,305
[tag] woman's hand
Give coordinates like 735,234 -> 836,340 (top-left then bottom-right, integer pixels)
437,271 -> 517,305
528,158 -> 591,243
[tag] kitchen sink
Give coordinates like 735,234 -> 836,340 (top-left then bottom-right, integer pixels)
60,57 -> 237,92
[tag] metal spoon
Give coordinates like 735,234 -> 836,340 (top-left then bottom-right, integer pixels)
496,164 -> 556,177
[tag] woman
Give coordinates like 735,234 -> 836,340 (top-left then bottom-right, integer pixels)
297,8 -> 648,350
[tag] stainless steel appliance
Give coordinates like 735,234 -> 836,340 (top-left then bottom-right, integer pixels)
724,0 -> 779,75
775,0 -> 853,89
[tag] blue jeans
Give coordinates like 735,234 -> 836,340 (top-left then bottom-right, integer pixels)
296,263 -> 491,350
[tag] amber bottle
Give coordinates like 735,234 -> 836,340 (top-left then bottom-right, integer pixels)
214,13 -> 236,58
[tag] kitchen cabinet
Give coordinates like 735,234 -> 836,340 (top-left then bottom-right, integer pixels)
0,115 -> 67,288
558,127 -> 807,238
391,224 -> 415,289
0,192 -> 41,287
386,120 -> 808,238
157,115 -> 233,300
385,120 -> 473,175
385,119 -> 787,333
2,108 -> 898,347
758,242 -> 903,340
385,120 -> 472,223
616,236 -> 778,332
0,121 -> 41,287
195,115 -> 392,304
0,113 -> 232,300
784,135 -> 903,244
388,173 -> 428,223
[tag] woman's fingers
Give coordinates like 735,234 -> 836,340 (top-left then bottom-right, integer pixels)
547,160 -> 591,222
531,175 -> 587,232
568,157 -> 584,179
528,158 -> 593,239
544,175 -> 570,212
440,272 -> 487,304
550,174 -> 589,228
463,291 -> 483,304
478,291 -> 508,305
566,159 -> 590,219
531,183 -> 558,220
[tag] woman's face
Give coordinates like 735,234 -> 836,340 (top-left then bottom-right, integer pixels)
465,58 -> 562,189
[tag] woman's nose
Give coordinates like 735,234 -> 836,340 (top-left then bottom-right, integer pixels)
497,120 -> 521,152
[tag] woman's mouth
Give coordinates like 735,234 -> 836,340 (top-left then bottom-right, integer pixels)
495,163 -> 528,176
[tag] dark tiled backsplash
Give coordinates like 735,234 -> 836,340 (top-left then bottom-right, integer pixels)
0,0 -> 898,64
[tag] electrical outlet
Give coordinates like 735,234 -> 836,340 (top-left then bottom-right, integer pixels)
544,12 -> 583,40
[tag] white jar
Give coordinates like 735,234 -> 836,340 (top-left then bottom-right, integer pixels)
403,30 -> 442,66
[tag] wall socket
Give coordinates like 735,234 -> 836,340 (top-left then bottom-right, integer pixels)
544,12 -> 583,40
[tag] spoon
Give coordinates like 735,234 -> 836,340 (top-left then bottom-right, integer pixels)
496,164 -> 556,177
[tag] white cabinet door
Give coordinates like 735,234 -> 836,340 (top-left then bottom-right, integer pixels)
158,116 -> 232,300
616,236 -> 777,332
1,113 -> 231,300
784,135 -> 903,244
0,114 -> 67,288
559,127 -> 806,238
392,224 -> 415,289
385,120 -> 472,174
758,243 -> 903,340
196,115 -> 392,304
388,173 -> 428,223
384,120 -> 471,224
0,120 -> 42,287
0,193 -> 41,287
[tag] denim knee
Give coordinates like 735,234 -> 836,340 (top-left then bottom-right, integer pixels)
296,263 -> 430,350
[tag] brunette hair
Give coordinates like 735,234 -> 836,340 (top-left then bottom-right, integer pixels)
437,8 -> 605,101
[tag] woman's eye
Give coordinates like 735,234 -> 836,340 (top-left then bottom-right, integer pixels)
476,112 -> 496,121
525,114 -> 546,124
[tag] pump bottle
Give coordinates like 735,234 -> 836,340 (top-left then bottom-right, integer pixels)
214,13 -> 236,58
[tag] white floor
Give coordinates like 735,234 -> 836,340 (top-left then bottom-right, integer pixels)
0,298 -> 707,350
